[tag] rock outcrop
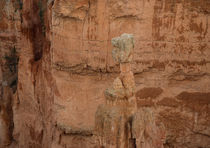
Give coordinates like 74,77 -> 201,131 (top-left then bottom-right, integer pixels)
0,0 -> 210,148
0,0 -> 20,147
95,34 -> 166,148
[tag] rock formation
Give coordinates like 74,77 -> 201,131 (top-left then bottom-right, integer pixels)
95,34 -> 166,148
132,108 -> 166,148
0,0 -> 210,148
95,34 -> 136,148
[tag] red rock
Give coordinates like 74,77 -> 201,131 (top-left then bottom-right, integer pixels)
0,0 -> 210,148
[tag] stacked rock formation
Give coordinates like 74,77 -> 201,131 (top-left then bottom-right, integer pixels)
95,34 -> 166,148
95,34 -> 136,148
105,33 -> 137,115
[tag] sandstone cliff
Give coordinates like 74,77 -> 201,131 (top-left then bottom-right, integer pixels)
0,0 -> 210,148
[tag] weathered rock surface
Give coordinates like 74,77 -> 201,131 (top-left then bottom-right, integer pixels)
0,0 -> 20,147
132,108 -> 166,148
0,0 -> 210,148
95,33 -> 136,148
95,33 -> 165,148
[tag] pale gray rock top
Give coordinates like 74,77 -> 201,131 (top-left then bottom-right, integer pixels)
111,33 -> 134,63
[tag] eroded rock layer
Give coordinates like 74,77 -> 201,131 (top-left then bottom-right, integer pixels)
0,0 -> 210,148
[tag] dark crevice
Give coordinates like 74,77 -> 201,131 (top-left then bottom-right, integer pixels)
21,0 -> 48,62
129,138 -> 136,148
3,46 -> 19,92
1,46 -> 18,145
128,116 -> 136,148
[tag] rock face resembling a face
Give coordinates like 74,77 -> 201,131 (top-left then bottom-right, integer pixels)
111,33 -> 134,63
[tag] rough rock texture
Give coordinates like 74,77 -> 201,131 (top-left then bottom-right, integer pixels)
95,33 -> 165,148
95,34 -> 136,148
0,0 -> 20,147
0,0 -> 210,148
132,108 -> 166,148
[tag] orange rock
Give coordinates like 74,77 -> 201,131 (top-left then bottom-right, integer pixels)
0,0 -> 210,148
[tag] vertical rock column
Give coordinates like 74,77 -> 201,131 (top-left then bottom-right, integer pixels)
95,33 -> 166,148
95,34 -> 136,148
0,1 -> 20,147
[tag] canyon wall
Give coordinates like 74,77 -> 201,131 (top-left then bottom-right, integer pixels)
0,0 -> 20,147
0,0 -> 210,148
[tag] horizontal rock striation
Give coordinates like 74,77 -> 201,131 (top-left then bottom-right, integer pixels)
0,0 -> 210,148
